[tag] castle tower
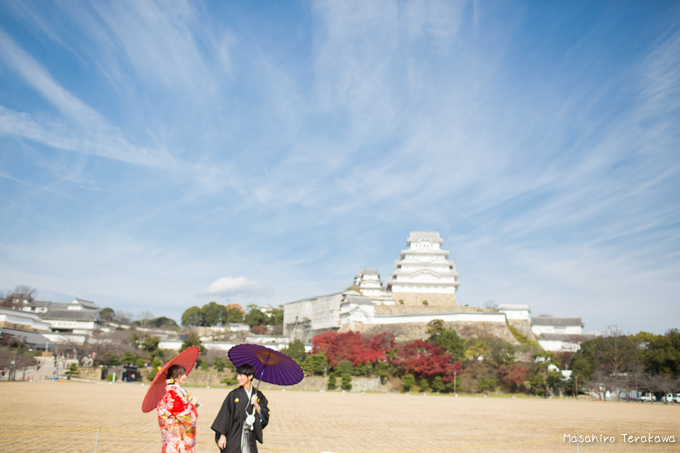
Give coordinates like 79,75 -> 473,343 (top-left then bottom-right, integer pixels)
353,269 -> 383,299
387,231 -> 459,307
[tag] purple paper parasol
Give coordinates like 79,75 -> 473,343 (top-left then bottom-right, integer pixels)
228,344 -> 303,386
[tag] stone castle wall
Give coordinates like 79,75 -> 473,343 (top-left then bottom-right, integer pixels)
390,292 -> 457,307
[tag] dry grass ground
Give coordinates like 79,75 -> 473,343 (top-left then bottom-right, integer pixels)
1,381 -> 678,453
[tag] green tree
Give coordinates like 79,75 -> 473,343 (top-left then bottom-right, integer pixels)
478,376 -> 496,393
245,306 -> 267,328
214,357 -> 226,372
100,307 -> 115,321
66,363 -> 79,377
225,307 -> 244,323
142,335 -> 161,353
136,358 -> 146,368
179,333 -> 206,354
327,372 -> 337,390
642,329 -> 680,375
199,359 -> 209,371
203,302 -> 228,326
266,306 -> 284,325
122,351 -> 137,365
341,373 -> 352,390
402,374 -> 416,392
302,353 -> 327,375
418,378 -> 430,392
281,339 -> 307,363
432,376 -> 446,393
427,320 -> 465,362
102,351 -> 120,366
152,358 -> 162,369
181,306 -> 205,327
337,359 -> 354,375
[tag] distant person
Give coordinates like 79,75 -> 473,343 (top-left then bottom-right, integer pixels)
212,363 -> 269,453
157,364 -> 200,453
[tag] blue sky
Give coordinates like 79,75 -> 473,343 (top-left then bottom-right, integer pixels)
0,1 -> 678,334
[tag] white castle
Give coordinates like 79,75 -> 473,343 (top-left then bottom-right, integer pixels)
354,231 -> 460,306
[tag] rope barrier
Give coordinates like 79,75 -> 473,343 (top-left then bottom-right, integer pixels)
1,427 -> 678,451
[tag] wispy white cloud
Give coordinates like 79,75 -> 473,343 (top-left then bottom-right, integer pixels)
204,276 -> 254,295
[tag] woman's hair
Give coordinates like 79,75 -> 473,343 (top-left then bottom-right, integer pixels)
236,363 -> 256,377
166,364 -> 186,381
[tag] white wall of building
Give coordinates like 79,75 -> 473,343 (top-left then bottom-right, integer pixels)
374,312 -> 507,325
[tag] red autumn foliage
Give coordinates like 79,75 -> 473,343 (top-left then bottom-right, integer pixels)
389,339 -> 462,381
498,363 -> 530,390
311,331 -> 394,367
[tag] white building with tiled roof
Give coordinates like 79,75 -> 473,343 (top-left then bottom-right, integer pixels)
21,298 -> 103,335
386,231 -> 460,306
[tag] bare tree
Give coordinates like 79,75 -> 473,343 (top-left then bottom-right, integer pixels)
0,285 -> 37,310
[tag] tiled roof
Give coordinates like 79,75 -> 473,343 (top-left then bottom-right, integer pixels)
537,333 -> 596,341
42,309 -> 101,321
407,231 -> 443,244
532,316 -> 583,326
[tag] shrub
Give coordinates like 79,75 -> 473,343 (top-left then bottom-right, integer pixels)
152,358 -> 162,368
341,373 -> 352,391
199,360 -> 209,371
337,359 -> 354,375
432,376 -> 445,393
66,363 -> 79,377
402,374 -> 416,392
419,378 -> 430,392
220,377 -> 237,386
147,369 -> 158,381
327,373 -> 337,390
106,373 -> 116,382
136,358 -> 146,368
214,357 -> 225,372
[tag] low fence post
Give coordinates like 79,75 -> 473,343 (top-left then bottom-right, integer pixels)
94,426 -> 100,453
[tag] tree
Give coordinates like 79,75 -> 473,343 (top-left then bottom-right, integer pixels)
432,376 -> 446,393
136,358 -> 146,368
341,373 -> 352,390
390,340 -> 462,381
224,304 -> 245,323
642,329 -> 680,375
267,306 -> 284,325
402,374 -> 416,392
427,320 -> 465,362
337,359 -> 354,375
181,306 -> 205,327
122,351 -> 137,365
214,357 -> 226,372
464,336 -> 515,368
142,335 -> 160,353
245,307 -> 268,328
100,307 -> 115,321
102,351 -> 120,366
281,339 -> 307,363
66,363 -> 79,377
327,372 -> 337,390
311,331 -> 390,368
498,363 -> 531,392
0,285 -> 36,310
302,353 -> 327,376
203,302 -> 228,326
179,333 -> 206,354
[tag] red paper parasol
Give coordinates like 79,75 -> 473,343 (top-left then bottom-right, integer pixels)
228,344 -> 303,387
141,346 -> 200,413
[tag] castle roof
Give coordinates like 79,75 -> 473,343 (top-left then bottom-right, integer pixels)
407,231 -> 443,245
532,316 -> 583,327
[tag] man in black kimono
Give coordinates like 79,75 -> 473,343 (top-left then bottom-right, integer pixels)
212,363 -> 269,453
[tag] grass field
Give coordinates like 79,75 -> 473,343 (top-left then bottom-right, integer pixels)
1,381 -> 678,453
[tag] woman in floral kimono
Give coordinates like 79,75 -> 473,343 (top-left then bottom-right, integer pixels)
157,364 -> 200,453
